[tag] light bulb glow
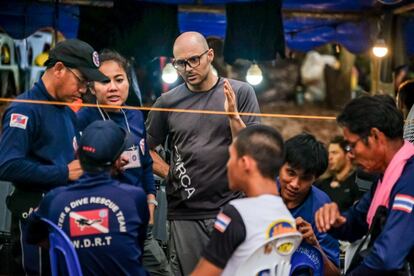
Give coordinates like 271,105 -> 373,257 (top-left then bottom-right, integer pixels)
372,39 -> 388,58
246,64 -> 263,86
162,63 -> 178,84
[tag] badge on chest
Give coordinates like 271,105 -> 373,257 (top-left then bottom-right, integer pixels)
122,145 -> 141,169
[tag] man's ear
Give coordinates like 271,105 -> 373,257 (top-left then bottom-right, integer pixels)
370,127 -> 385,141
208,48 -> 214,63
241,155 -> 256,173
370,127 -> 387,149
52,61 -> 65,78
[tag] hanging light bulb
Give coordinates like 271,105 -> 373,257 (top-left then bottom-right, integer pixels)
162,63 -> 178,84
372,39 -> 388,58
246,64 -> 263,86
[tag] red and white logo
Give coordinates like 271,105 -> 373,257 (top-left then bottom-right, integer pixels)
69,208 -> 109,237
10,113 -> 28,129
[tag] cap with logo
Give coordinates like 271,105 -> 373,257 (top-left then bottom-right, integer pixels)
78,120 -> 133,172
45,39 -> 108,82
290,243 -> 324,276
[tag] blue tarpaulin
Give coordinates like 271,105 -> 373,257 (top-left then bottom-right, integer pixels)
0,0 -> 413,55
0,1 -> 79,39
177,12 -> 378,54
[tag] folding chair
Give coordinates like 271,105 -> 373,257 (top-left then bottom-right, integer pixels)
236,231 -> 302,276
40,218 -> 83,276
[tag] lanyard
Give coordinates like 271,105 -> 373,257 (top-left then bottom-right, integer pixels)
96,101 -> 131,133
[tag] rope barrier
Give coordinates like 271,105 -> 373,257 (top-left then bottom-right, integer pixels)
0,97 -> 337,121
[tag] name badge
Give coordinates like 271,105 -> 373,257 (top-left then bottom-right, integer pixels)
122,146 -> 141,169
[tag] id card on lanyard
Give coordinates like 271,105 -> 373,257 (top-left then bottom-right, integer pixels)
122,145 -> 141,169
97,105 -> 142,169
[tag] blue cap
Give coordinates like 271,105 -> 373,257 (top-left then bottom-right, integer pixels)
290,243 -> 324,276
78,120 -> 130,172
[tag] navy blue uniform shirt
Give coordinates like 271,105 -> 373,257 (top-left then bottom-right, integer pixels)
77,107 -> 155,195
330,156 -> 414,274
0,80 -> 77,191
277,179 -> 340,267
31,172 -> 149,276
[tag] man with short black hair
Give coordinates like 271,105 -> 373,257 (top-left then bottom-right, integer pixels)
278,133 -> 340,276
316,136 -> 363,212
0,39 -> 108,274
315,95 -> 414,275
27,120 -> 149,275
191,125 -> 296,276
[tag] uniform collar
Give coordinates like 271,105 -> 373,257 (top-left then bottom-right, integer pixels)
76,172 -> 113,187
33,79 -> 56,101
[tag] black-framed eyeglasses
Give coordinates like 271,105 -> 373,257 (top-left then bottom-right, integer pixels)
172,49 -> 209,71
344,137 -> 364,153
66,67 -> 93,89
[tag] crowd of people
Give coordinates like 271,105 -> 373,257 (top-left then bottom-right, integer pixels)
0,31 -> 413,276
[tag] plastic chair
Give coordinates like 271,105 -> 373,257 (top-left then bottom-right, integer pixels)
236,231 -> 302,276
290,242 -> 324,276
40,218 -> 83,276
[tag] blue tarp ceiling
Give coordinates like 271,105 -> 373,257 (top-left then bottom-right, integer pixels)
0,0 -> 413,55
178,0 -> 414,55
0,1 -> 79,39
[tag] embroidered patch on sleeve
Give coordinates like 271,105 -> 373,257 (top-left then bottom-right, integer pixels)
392,194 -> 414,213
10,113 -> 28,129
214,212 -> 232,233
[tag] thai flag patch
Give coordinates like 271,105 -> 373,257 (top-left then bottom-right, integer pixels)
214,212 -> 231,233
392,194 -> 414,213
10,113 -> 28,129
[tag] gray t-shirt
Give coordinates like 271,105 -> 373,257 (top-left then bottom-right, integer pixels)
146,78 -> 261,219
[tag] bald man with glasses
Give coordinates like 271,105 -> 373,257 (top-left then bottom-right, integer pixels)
146,31 -> 261,275
0,39 -> 108,275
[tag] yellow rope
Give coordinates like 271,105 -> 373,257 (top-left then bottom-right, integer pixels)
0,97 -> 337,121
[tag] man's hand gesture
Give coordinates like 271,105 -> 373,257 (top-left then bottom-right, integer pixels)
224,79 -> 239,120
315,202 -> 347,233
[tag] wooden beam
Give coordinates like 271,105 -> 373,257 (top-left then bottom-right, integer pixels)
38,0 -> 113,8
178,5 -> 377,21
283,10 -> 364,20
393,3 -> 414,14
178,5 -> 224,14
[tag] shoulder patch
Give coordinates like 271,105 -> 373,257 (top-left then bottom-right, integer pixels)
214,212 -> 232,233
10,113 -> 28,129
266,220 -> 296,238
392,194 -> 414,213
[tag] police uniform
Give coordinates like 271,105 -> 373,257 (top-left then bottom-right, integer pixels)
330,156 -> 414,274
277,179 -> 341,267
0,79 -> 78,274
202,195 -> 296,276
29,172 -> 149,276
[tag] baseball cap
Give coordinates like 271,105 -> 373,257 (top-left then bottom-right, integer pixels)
78,120 -> 132,172
45,39 -> 109,82
290,243 -> 324,276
